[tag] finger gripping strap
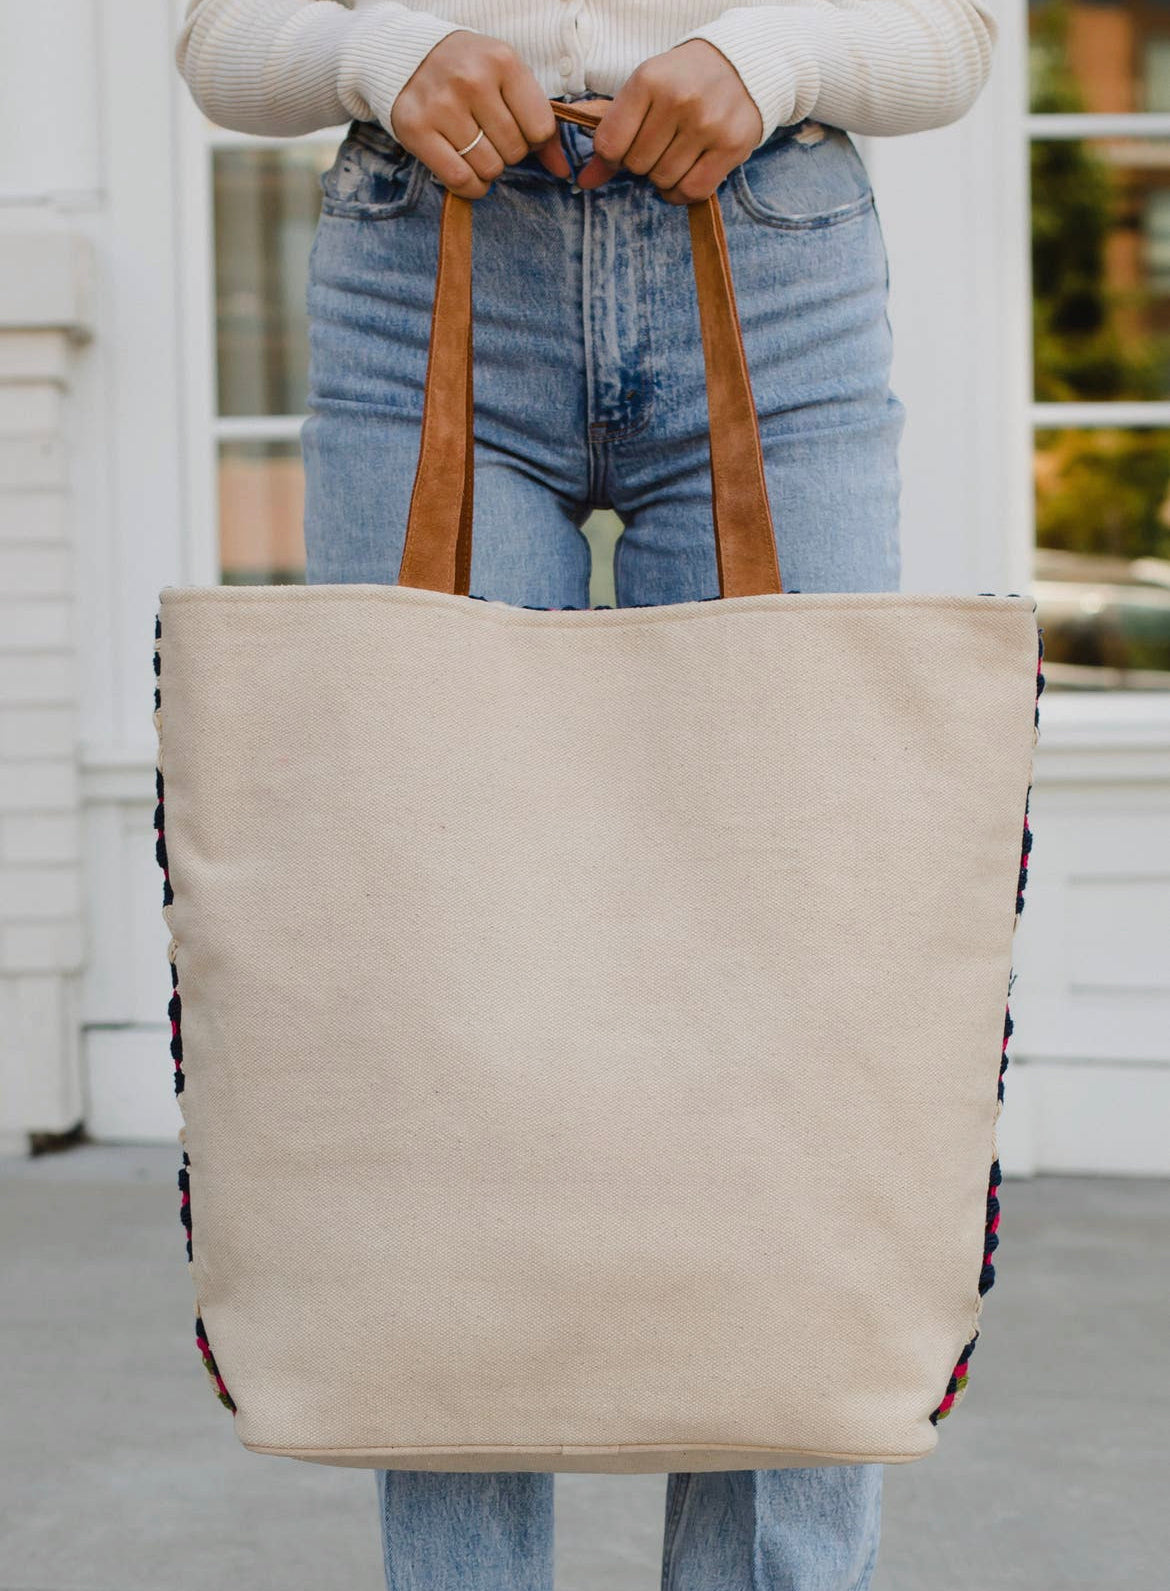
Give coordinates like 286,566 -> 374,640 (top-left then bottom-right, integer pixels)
397,99 -> 783,598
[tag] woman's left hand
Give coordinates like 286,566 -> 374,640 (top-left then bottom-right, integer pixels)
576,41 -> 763,204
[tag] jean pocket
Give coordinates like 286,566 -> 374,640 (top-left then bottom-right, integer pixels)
730,121 -> 874,230
319,120 -> 427,220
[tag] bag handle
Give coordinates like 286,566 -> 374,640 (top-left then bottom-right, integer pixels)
397,99 -> 784,598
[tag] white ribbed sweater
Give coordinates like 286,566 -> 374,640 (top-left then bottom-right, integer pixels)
177,0 -> 999,149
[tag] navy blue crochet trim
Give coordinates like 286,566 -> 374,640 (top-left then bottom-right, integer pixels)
153,609 -> 237,1415
152,619 -> 183,1098
930,621 -> 1045,1425
178,1150 -> 193,1263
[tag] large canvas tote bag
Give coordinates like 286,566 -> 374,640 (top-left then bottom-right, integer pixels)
152,100 -> 1044,1474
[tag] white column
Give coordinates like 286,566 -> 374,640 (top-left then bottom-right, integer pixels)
0,0 -> 188,1150
856,0 -> 1033,597
0,235 -> 93,1153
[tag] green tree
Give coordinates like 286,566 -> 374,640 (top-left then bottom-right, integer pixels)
1029,0 -> 1170,562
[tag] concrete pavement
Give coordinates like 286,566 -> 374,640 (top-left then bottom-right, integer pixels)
3,1146 -> 1165,1590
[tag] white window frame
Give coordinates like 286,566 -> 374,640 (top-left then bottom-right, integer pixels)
862,0 -> 1170,745
175,103 -> 347,589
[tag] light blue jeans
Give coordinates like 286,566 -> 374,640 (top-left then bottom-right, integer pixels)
303,93 -> 901,1591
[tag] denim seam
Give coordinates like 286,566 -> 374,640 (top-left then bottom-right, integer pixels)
588,410 -> 655,443
585,230 -> 659,442
301,394 -> 424,420
660,1473 -> 696,1591
611,489 -> 628,601
730,160 -> 875,232
846,1509 -> 883,1591
579,177 -> 656,443
625,185 -> 658,440
319,153 -> 428,222
376,1473 -> 399,1591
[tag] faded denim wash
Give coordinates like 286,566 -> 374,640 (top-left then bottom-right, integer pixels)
302,91 -> 900,1591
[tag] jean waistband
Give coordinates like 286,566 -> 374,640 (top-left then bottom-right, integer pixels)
348,98 -> 818,190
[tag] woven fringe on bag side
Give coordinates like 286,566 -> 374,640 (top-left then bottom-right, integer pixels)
929,621 -> 1045,1426
153,610 -> 237,1415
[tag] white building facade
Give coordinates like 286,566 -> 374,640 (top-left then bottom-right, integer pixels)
2,0 -> 1168,1170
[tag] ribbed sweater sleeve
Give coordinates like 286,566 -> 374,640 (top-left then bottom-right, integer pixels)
675,1 -> 998,140
176,0 -> 475,137
174,1 -> 999,145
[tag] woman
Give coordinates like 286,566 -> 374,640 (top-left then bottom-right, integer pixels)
177,3 -> 997,1587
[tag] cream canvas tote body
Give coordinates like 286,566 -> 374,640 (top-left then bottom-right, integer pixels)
153,101 -> 1044,1474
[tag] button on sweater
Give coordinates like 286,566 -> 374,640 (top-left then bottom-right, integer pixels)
177,0 -> 998,147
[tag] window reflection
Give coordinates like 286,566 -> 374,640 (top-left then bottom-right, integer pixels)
1035,427 -> 1170,687
1032,136 -> 1170,402
1030,0 -> 1170,115
213,144 -> 334,418
219,440 -> 305,584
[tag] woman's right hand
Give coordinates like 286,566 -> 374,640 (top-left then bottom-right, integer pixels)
389,33 -> 573,198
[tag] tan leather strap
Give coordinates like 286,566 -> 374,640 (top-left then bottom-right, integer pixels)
398,99 -> 783,598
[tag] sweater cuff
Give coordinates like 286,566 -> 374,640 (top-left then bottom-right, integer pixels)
673,8 -> 831,149
335,4 -> 478,140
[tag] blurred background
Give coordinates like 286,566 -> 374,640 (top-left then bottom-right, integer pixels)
0,2 -> 1167,1588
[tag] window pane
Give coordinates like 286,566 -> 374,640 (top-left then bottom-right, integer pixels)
1034,426 -> 1170,687
1030,0 -> 1170,115
214,144 -> 334,417
219,440 -> 305,585
1032,136 -> 1170,400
